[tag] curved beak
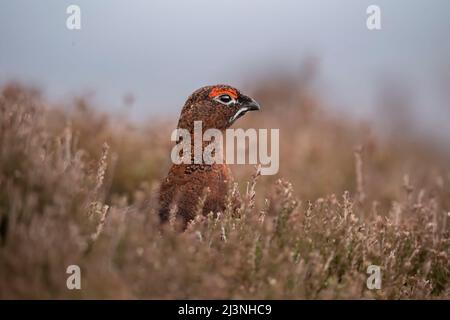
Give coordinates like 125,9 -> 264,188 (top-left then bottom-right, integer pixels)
228,98 -> 261,125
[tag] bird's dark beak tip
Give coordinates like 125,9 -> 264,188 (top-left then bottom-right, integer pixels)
228,98 -> 261,125
247,100 -> 261,111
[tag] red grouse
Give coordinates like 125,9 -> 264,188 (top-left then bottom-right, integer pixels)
159,85 -> 260,227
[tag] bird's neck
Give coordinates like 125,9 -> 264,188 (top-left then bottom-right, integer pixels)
177,125 -> 226,165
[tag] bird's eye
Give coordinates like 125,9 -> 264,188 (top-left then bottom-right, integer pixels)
216,94 -> 233,105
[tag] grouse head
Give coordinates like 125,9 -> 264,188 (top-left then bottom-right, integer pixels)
177,84 -> 260,132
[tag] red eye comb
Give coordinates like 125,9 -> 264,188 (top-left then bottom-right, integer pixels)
209,87 -> 238,99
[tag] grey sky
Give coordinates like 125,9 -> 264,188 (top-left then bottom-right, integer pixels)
1,0 -> 449,142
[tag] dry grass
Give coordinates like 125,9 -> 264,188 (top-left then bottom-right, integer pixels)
0,82 -> 449,299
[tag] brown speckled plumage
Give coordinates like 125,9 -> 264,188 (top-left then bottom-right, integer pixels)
159,85 -> 260,227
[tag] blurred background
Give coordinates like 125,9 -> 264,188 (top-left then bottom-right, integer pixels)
1,0 -> 450,299
1,0 -> 449,149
